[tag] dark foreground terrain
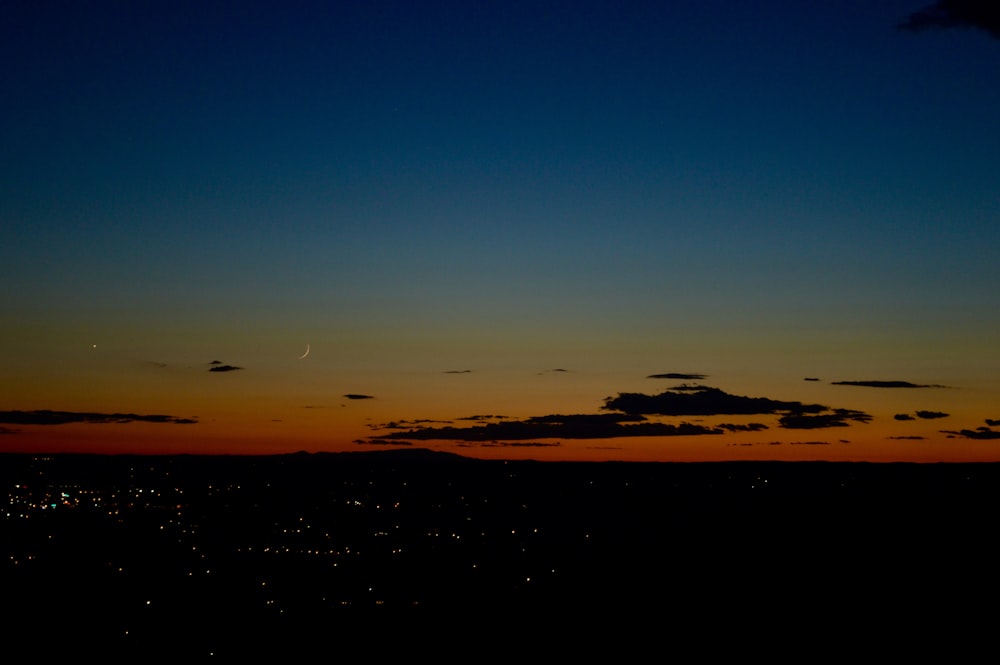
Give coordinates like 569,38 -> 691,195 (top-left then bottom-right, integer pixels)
3,449 -> 998,655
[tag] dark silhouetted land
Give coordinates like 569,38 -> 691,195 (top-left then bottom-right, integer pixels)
4,449 -> 996,655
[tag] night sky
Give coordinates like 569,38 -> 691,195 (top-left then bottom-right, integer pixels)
3,0 -> 999,461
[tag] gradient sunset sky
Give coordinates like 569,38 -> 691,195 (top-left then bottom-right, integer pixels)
3,1 -> 999,461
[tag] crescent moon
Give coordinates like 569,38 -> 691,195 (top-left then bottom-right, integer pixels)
298,344 -> 310,359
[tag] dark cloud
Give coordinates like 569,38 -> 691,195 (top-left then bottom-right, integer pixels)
602,385 -> 871,429
0,410 -> 197,425
942,427 -> 1000,440
602,385 -> 829,417
475,441 -> 563,448
372,413 -> 725,442
354,439 -> 412,446
369,418 -> 452,431
899,1 -> 1000,39
778,410 -> 872,429
895,410 -> 950,420
831,380 -> 945,388
718,423 -> 769,432
371,381 -> 882,444
370,421 -> 409,430
443,369 -> 472,374
647,372 -> 707,380
888,436 -> 926,440
803,377 -> 821,382
987,419 -> 1000,427
208,364 -> 243,372
344,394 -> 375,400
735,440 -> 843,447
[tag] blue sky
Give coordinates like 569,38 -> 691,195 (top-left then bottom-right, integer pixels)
2,1 -> 999,460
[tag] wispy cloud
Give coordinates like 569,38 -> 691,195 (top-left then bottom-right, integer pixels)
831,380 -> 946,388
0,410 -> 197,425
208,361 -> 243,373
355,438 -> 412,446
368,418 -> 452,431
372,413 -> 724,442
469,441 -> 563,449
942,427 -> 1000,440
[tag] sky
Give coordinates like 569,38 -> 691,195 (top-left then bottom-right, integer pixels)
2,0 -> 999,462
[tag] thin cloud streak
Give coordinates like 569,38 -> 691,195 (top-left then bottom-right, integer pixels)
831,380 -> 947,388
0,410 -> 197,425
373,417 -> 724,442
943,427 -> 1000,439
